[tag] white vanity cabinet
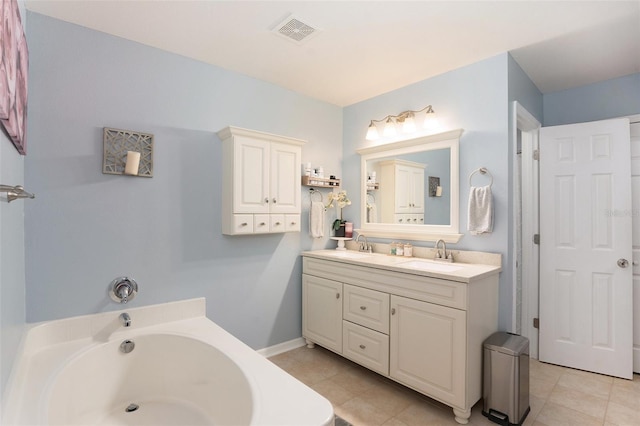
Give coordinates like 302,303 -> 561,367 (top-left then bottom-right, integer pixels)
378,159 -> 425,224
302,252 -> 500,425
218,126 -> 304,235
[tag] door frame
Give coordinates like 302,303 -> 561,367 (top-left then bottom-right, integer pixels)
512,101 -> 540,358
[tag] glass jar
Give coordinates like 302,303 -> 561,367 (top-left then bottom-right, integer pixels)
403,243 -> 413,257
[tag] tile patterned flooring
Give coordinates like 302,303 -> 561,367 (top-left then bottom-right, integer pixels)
268,345 -> 640,426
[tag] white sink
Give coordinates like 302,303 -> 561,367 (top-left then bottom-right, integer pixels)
399,259 -> 464,273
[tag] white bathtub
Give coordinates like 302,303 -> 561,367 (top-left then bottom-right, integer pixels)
2,298 -> 334,426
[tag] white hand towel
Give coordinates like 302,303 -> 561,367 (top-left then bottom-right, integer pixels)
367,204 -> 378,223
468,186 -> 493,235
309,201 -> 325,238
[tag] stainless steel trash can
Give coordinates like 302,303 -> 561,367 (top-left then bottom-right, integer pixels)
482,332 -> 530,426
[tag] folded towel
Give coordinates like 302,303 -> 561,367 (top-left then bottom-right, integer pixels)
468,186 -> 493,235
310,201 -> 325,238
367,203 -> 377,223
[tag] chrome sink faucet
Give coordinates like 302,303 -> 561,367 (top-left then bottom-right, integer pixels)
355,234 -> 372,253
434,239 -> 454,262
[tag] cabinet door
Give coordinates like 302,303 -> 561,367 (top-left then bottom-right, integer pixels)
302,275 -> 343,353
410,167 -> 425,213
395,165 -> 412,213
270,142 -> 301,214
234,137 -> 269,213
390,295 -> 466,407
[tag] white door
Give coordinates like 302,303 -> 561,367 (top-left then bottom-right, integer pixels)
539,118 -> 632,379
630,118 -> 640,373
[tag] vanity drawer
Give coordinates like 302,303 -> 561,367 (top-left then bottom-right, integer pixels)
343,284 -> 389,334
343,321 -> 389,375
254,215 -> 270,233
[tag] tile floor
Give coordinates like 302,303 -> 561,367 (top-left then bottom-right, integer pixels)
268,345 -> 640,426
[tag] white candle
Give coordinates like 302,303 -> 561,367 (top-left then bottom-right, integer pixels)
124,151 -> 141,175
435,186 -> 443,197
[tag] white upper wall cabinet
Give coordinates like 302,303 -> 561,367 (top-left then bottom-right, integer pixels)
218,126 -> 305,235
378,159 -> 426,225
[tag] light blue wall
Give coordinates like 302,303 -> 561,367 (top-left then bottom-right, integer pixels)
24,13 -> 342,350
1,0 -> 27,401
543,73 -> 640,126
343,54 -> 515,329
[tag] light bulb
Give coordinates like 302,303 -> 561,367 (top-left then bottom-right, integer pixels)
402,113 -> 416,133
365,121 -> 379,140
383,118 -> 397,137
423,110 -> 438,129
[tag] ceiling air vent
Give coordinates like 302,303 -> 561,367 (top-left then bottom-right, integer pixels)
272,14 -> 319,45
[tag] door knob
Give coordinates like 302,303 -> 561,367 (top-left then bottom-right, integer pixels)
617,258 -> 629,268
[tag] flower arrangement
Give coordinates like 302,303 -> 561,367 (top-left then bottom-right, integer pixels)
326,190 -> 351,231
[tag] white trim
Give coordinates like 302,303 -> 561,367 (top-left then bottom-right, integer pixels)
512,101 -> 541,359
257,337 -> 306,358
628,114 -> 640,124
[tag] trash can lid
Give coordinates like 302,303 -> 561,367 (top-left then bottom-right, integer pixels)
483,332 -> 529,356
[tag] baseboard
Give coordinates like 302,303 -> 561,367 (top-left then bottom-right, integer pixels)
257,337 -> 306,358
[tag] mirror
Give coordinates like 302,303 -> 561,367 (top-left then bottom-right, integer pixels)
356,129 -> 463,242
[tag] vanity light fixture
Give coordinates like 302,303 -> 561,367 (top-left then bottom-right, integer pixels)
365,105 -> 437,141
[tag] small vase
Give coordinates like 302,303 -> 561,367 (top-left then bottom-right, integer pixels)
334,224 -> 346,237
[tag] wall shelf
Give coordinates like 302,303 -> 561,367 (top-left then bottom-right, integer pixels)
302,176 -> 340,188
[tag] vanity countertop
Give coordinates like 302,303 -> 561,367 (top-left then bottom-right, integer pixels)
302,249 -> 501,283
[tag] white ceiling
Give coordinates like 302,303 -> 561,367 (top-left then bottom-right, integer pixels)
25,1 -> 640,107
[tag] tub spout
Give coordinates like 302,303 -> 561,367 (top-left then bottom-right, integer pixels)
119,313 -> 131,327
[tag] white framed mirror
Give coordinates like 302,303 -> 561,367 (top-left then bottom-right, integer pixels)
355,129 -> 463,242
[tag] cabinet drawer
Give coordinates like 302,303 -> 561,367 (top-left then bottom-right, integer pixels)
285,214 -> 301,232
270,215 -> 286,232
343,284 -> 389,334
343,321 -> 389,375
254,215 -> 270,233
231,215 -> 254,234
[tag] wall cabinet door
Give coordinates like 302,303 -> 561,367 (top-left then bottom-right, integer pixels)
409,167 -> 425,213
390,295 -> 466,407
270,142 -> 301,214
233,136 -> 270,214
303,275 -> 343,353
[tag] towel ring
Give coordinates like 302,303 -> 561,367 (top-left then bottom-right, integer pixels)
469,167 -> 493,187
309,188 -> 323,203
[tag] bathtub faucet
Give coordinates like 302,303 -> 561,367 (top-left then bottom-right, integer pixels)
119,312 -> 131,327
109,276 -> 138,304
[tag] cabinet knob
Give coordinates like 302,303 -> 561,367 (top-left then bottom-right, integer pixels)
264,198 -> 269,203
240,222 -> 248,226
336,293 -> 340,299
259,222 -> 266,226
290,222 -> 296,225
359,344 -> 366,350
360,306 -> 367,310
273,198 -> 277,204
275,222 -> 281,225
399,219 -> 403,222
391,308 -> 396,315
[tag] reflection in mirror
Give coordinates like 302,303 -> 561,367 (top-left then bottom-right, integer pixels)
356,129 -> 463,243
366,149 -> 451,226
